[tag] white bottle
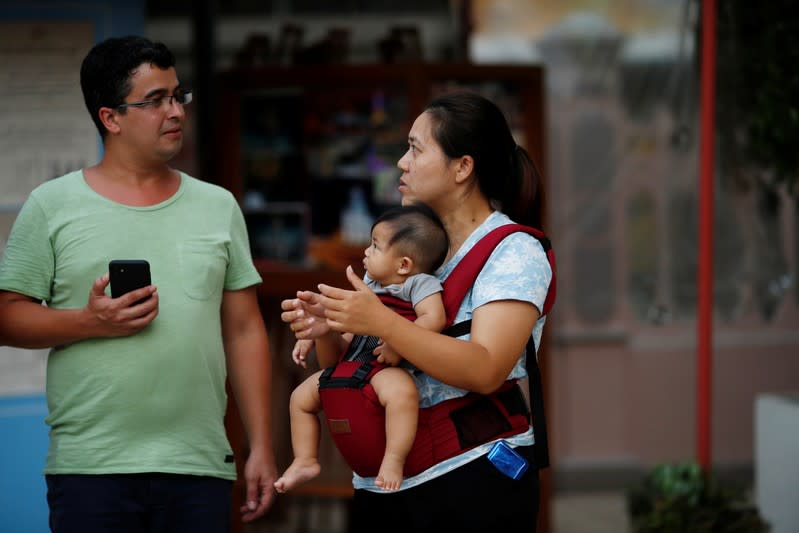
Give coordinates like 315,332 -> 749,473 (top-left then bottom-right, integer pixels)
341,187 -> 373,246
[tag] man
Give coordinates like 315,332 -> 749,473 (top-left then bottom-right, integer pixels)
0,35 -> 276,532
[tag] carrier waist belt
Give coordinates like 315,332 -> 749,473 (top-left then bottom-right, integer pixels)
319,361 -> 530,478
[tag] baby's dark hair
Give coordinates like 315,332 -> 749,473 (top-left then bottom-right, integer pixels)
372,203 -> 449,274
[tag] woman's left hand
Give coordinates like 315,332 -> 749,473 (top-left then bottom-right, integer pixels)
317,265 -> 394,337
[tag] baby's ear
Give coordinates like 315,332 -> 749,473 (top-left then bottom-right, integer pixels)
397,256 -> 414,275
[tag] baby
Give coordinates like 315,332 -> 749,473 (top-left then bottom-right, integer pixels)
274,202 -> 449,492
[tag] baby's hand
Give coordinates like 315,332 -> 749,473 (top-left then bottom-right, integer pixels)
292,339 -> 314,368
374,341 -> 403,367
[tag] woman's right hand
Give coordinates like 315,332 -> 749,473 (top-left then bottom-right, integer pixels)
280,290 -> 330,340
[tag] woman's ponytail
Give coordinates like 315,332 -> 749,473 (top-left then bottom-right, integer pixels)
508,144 -> 544,229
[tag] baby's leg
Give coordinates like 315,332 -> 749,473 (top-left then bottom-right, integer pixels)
274,370 -> 324,493
369,367 -> 419,491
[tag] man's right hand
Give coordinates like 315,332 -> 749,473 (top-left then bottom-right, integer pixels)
88,273 -> 158,337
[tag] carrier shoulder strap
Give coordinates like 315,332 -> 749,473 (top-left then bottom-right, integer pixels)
377,293 -> 417,321
441,223 -> 556,469
525,334 -> 550,468
441,223 -> 556,326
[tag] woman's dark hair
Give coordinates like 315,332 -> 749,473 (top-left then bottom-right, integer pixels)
373,203 -> 449,273
80,35 -> 176,138
424,91 -> 545,229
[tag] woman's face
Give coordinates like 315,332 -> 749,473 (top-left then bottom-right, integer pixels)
396,111 -> 455,209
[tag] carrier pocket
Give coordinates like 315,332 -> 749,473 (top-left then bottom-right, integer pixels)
450,396 -> 512,449
496,384 -> 531,420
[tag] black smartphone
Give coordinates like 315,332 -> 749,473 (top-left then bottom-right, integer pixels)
108,259 -> 152,300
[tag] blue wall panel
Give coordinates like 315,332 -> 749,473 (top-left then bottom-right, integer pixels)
0,395 -> 49,533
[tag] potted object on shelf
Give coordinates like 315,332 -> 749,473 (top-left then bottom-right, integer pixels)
626,461 -> 770,532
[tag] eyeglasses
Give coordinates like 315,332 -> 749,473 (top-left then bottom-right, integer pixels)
116,89 -> 193,110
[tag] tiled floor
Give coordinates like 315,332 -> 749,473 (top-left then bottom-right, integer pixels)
553,490 -> 630,533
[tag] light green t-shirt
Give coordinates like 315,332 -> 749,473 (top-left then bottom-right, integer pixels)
0,170 -> 262,479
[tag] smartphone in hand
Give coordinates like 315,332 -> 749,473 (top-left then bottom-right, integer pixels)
108,260 -> 152,302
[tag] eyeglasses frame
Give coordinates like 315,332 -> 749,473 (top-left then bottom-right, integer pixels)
115,90 -> 193,111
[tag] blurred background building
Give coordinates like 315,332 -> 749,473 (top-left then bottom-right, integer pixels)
1,1 -> 797,532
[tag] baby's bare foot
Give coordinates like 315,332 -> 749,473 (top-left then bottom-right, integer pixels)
375,454 -> 404,491
274,458 -> 321,493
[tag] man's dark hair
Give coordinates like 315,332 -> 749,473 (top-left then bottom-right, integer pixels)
80,35 -> 176,138
373,203 -> 449,274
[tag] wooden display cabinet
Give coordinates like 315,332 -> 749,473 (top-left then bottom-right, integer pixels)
214,63 -> 550,532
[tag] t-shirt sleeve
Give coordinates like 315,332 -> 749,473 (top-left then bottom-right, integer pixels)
405,273 -> 444,307
0,195 -> 54,301
223,194 -> 262,290
471,232 -> 552,314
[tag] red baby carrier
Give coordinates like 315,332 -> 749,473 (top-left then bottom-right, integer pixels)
317,224 -> 556,477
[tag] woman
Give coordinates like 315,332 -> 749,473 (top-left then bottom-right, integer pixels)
281,91 -> 553,532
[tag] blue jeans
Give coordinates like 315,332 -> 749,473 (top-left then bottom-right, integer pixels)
46,473 -> 232,533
